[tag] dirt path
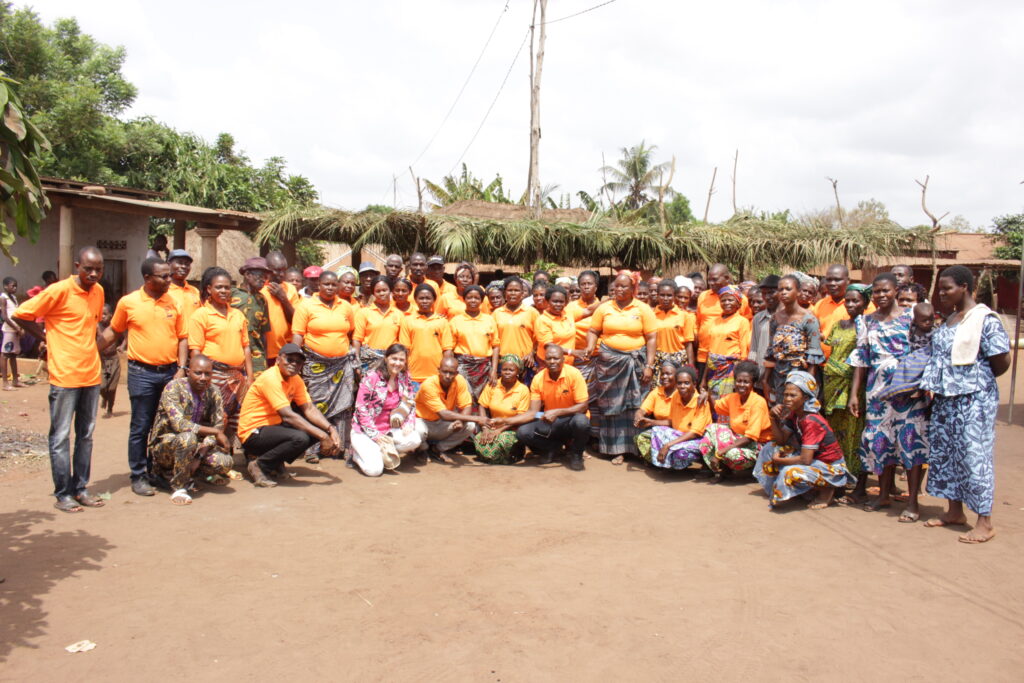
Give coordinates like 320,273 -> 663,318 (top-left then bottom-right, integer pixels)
2,376 -> 1024,681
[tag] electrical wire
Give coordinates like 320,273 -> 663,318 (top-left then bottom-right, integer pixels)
543,0 -> 620,25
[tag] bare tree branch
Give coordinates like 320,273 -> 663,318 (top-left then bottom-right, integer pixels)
826,176 -> 843,227
703,166 -> 717,224
658,156 -> 676,235
915,174 -> 951,300
731,149 -> 739,215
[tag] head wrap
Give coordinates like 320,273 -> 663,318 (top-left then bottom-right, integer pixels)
784,370 -> 821,413
847,283 -> 872,300
499,354 -> 524,371
338,266 -> 358,279
674,276 -> 694,292
555,276 -> 574,287
717,284 -> 742,299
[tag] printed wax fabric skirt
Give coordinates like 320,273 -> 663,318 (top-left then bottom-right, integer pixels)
212,362 -> 246,437
456,354 -> 492,401
302,347 -> 356,452
857,392 -> 928,475
653,350 -> 687,384
473,430 -> 523,465
589,344 -> 646,457
699,423 -> 757,472
754,443 -> 850,507
639,426 -> 703,469
100,355 -> 121,396
926,383 -> 998,516
358,346 -> 385,376
706,353 -> 739,401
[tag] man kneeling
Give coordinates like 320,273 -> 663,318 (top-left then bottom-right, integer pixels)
149,354 -> 237,505
237,343 -> 340,486
415,357 -> 487,463
516,344 -> 589,470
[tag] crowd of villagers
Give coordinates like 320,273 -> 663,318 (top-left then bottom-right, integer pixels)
10,245 -> 1011,545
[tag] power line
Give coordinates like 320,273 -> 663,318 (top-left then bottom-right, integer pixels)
410,1 -> 511,169
543,0 -> 620,25
448,28 -> 531,176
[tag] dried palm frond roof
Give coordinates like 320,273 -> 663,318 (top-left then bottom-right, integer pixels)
255,204 -> 926,273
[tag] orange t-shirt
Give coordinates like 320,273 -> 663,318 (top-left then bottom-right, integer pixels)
669,392 -> 712,435
261,281 -> 301,359
237,365 -> 312,442
530,364 -> 588,411
415,373 -> 472,420
188,303 -> 249,367
493,305 -> 538,358
111,287 -> 185,366
653,306 -> 696,354
449,312 -> 499,358
589,299 -> 657,352
354,304 -> 403,351
478,380 -> 531,418
704,312 -> 750,359
640,386 -> 675,421
566,298 -> 599,349
167,282 -> 202,323
14,276 -> 103,388
399,312 -> 453,382
435,291 -> 493,319
535,310 -> 576,362
713,391 -> 772,442
292,296 -> 354,357
696,289 -> 752,361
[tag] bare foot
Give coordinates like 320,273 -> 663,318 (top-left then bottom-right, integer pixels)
102,412 -> 112,419
837,493 -> 867,506
2,385 -> 14,391
13,382 -> 24,388
435,451 -> 456,465
611,455 -> 624,466
958,527 -> 996,544
923,515 -> 968,528
809,488 -> 835,510
863,497 -> 892,512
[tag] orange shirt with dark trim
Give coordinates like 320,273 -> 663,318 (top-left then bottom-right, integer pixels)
111,287 -> 186,366
14,276 -> 104,388
237,364 -> 312,442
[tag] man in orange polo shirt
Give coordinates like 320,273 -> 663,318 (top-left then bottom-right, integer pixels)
516,344 -> 590,471
167,249 -> 201,321
261,251 -> 300,365
14,247 -> 106,513
99,257 -> 188,496
414,356 -> 486,462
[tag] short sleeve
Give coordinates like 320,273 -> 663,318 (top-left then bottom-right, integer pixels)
398,316 -> 412,347
439,319 -> 454,351
570,372 -> 588,404
187,310 -> 205,351
980,315 -> 1011,359
292,301 -> 310,337
847,317 -> 870,368
289,375 -> 312,406
421,384 -> 448,415
640,390 -> 657,414
713,396 -> 729,415
110,297 -> 130,334
263,378 -> 292,413
174,304 -> 187,338
530,373 -> 544,402
239,316 -> 250,348
639,303 -> 658,335
689,403 -> 713,434
744,398 -> 771,441
478,384 -> 494,411
514,385 -> 531,413
799,415 -> 826,450
589,303 -> 607,333
14,284 -> 57,321
488,318 -> 500,348
682,312 -> 696,343
535,316 -> 552,346
456,375 -> 473,410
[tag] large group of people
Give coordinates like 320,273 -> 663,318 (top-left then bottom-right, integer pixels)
8,245 -> 1013,544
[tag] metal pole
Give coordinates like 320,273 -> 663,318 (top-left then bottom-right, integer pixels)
1007,243 -> 1023,425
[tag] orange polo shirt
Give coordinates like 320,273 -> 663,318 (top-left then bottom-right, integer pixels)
670,392 -> 712,435
14,276 -> 103,388
435,291 -> 494,319
478,380 -> 531,418
530,364 -> 588,411
696,289 -> 752,361
566,298 -> 599,349
399,312 -> 454,382
704,312 -> 750,359
640,386 -> 675,420
713,392 -> 772,442
261,281 -> 301,359
168,281 -> 202,323
535,310 -> 577,362
111,287 -> 185,366
292,296 -> 354,357
354,304 -> 403,351
449,312 -> 499,358
815,296 -> 876,360
653,306 -> 696,354
493,305 -> 538,358
415,374 -> 472,420
589,299 -> 657,352
237,365 -> 312,442
424,279 -> 457,301
188,303 -> 249,367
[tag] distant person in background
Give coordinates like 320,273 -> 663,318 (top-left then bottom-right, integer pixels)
408,252 -> 428,289
300,265 -> 322,298
14,247 -> 106,513
146,234 -> 169,261
166,249 -> 202,322
384,254 -> 404,287
0,276 -> 24,389
891,265 -> 914,288
285,267 -> 304,293
358,262 -> 380,307
96,303 -> 120,418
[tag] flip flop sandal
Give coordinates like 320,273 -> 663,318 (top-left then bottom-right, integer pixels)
898,510 -> 919,523
170,489 -> 193,505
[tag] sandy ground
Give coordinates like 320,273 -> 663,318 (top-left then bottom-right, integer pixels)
2,370 -> 1024,681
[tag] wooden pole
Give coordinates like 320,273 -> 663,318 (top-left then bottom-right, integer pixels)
409,166 -> 423,213
58,204 -> 74,279
703,167 -> 717,223
1008,235 -> 1024,425
730,149 -> 738,216
527,0 -> 547,220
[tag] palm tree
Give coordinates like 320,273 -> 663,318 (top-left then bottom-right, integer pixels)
599,141 -> 675,210
423,164 -> 512,209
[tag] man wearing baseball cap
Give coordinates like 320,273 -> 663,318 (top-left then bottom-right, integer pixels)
358,262 -> 380,307
167,249 -> 201,322
300,265 -> 322,298
232,258 -> 272,374
237,343 -> 340,486
425,255 -> 455,299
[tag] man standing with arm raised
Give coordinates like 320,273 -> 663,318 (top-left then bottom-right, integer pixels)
14,247 -> 106,512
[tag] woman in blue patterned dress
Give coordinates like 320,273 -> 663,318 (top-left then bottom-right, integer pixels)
920,266 -> 1010,543
848,273 -> 928,521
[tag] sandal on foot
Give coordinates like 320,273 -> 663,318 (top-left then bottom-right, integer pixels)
170,489 -> 193,505
54,496 -> 83,513
898,510 -> 920,523
924,517 -> 967,528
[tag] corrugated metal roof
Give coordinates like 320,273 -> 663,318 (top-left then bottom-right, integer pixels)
45,187 -> 260,229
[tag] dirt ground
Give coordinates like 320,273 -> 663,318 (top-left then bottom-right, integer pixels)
2,371 -> 1024,682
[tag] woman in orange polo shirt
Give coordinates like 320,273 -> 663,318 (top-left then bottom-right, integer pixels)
291,270 -> 357,462
652,278 -> 696,380
398,284 -> 454,385
353,276 -> 402,374
702,285 -> 751,401
437,263 -> 491,319
493,278 -> 538,379
648,366 -> 712,469
473,355 -> 532,464
449,285 -> 499,400
584,272 -> 657,464
634,359 -> 682,463
566,270 -> 602,381
699,360 -> 771,480
188,266 -> 253,446
391,278 -> 414,316
337,267 -> 359,306
534,285 -> 576,369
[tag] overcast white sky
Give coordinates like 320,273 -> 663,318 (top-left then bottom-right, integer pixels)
30,0 -> 1024,228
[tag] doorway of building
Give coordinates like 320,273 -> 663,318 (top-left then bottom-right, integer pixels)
101,259 -> 126,304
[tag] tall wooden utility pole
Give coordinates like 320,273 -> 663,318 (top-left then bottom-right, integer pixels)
527,0 -> 548,220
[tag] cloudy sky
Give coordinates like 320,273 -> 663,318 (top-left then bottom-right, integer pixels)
30,0 -> 1024,228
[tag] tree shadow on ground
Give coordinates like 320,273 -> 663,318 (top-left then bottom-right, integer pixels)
0,509 -> 113,662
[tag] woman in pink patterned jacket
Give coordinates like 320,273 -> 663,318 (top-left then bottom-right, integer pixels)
350,343 -> 422,476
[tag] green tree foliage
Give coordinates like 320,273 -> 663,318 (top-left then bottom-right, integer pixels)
424,164 -> 513,208
599,141 -> 674,210
0,70 -> 50,260
991,213 -> 1023,260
